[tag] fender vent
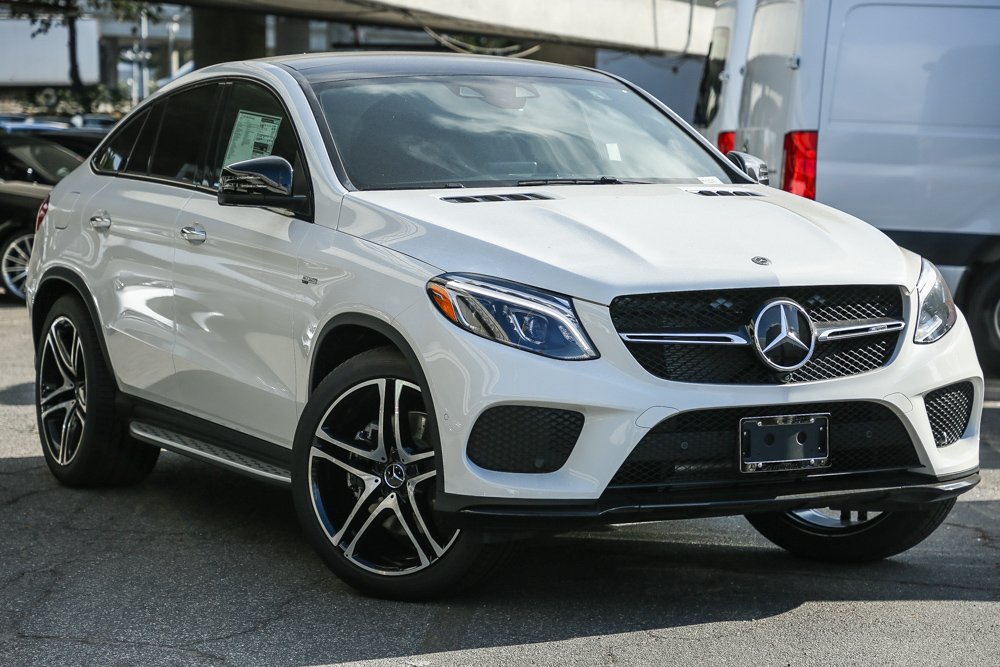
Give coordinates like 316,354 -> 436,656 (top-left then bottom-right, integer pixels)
441,193 -> 553,203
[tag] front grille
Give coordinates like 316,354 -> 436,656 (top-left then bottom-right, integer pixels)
610,401 -> 920,488
467,406 -> 584,473
925,382 -> 974,447
611,285 -> 904,384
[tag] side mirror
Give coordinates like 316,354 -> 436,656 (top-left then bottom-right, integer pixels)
726,151 -> 770,186
218,156 -> 309,215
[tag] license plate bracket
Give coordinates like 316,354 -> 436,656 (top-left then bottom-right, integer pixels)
739,413 -> 830,473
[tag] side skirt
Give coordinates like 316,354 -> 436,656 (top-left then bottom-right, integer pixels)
120,395 -> 292,487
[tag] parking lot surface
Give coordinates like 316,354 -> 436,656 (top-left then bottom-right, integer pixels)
1,300 -> 998,666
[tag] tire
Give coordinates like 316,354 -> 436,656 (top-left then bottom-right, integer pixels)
745,498 -> 956,562
292,347 -> 508,600
35,295 -> 160,486
1,229 -> 33,302
966,268 -> 1000,375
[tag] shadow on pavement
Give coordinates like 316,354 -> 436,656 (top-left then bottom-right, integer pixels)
1,449 -> 997,666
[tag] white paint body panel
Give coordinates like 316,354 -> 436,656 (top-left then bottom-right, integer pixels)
694,0 -> 755,147
26,57 -> 982,504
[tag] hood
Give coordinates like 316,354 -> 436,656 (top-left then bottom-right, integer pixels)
338,184 -> 920,305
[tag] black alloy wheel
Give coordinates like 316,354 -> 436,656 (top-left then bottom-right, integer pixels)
36,295 -> 159,486
293,347 -> 508,600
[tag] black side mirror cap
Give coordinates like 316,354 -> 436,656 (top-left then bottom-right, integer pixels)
218,156 -> 310,216
726,151 -> 770,186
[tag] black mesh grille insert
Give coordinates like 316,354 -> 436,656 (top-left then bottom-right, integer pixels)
467,406 -> 584,473
610,401 -> 920,488
925,382 -> 974,447
610,285 -> 904,384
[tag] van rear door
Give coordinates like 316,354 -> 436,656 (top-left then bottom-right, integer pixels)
736,0 -> 829,189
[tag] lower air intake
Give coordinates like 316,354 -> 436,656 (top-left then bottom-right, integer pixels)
467,406 -> 584,473
925,382 -> 975,447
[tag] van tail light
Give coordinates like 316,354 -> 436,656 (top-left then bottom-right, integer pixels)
717,131 -> 735,155
782,131 -> 818,199
35,195 -> 50,231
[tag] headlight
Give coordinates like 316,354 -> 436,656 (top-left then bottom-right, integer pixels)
426,273 -> 598,360
914,258 -> 957,344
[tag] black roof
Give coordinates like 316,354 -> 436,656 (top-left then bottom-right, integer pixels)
265,52 -> 611,84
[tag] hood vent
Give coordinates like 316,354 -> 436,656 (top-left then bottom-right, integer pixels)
691,189 -> 763,197
441,193 -> 553,203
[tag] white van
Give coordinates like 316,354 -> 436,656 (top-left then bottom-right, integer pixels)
736,0 -> 1000,371
693,0 -> 755,153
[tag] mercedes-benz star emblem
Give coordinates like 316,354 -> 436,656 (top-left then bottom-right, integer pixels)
383,462 -> 407,489
752,299 -> 816,371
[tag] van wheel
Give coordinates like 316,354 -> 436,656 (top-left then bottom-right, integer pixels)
292,347 -> 508,600
746,499 -> 955,562
36,295 -> 160,486
967,268 -> 1000,375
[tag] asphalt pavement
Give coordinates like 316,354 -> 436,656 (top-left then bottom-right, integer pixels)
1,299 -> 998,666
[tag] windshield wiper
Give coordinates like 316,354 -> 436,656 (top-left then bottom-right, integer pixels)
515,176 -> 650,186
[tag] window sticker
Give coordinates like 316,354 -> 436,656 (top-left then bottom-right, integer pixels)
222,110 -> 282,166
605,143 -> 622,161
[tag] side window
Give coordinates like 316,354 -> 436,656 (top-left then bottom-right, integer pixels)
93,110 -> 146,173
147,83 -> 221,185
125,102 -> 164,176
210,81 -> 308,195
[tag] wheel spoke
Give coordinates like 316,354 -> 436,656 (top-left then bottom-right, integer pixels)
330,475 -> 383,546
343,494 -> 398,561
59,407 -> 77,464
45,330 -> 73,385
405,470 -> 457,558
387,493 -> 431,569
40,384 -> 74,411
51,327 -> 78,380
41,398 -> 75,421
315,379 -> 388,463
310,445 -> 378,481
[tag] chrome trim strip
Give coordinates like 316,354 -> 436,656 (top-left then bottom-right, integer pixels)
816,318 -> 906,341
129,422 -> 292,485
619,332 -> 751,345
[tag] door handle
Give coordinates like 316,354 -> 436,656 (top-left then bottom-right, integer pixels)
180,225 -> 207,244
89,210 -> 111,230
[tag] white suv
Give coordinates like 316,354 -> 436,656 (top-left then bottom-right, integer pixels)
26,53 -> 982,600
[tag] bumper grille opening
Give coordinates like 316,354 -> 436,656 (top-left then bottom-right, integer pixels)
925,382 -> 974,447
610,285 -> 904,385
610,401 -> 921,489
467,406 -> 584,473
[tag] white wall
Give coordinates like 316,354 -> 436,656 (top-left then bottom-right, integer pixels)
0,19 -> 100,86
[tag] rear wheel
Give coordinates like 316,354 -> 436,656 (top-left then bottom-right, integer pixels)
36,295 -> 159,486
1,230 -> 32,301
292,347 -> 507,600
746,499 -> 956,562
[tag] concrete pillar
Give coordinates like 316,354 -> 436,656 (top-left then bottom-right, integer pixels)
274,16 -> 311,55
192,7 -> 266,69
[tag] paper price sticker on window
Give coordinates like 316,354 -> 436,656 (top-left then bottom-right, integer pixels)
223,110 -> 282,166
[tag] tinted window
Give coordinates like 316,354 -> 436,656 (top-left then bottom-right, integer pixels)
694,27 -> 730,127
148,84 -> 220,185
93,111 -> 145,173
210,81 -> 306,193
126,103 -> 164,176
0,137 -> 82,184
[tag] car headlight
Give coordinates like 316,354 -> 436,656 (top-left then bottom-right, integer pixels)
426,273 -> 598,360
914,258 -> 957,344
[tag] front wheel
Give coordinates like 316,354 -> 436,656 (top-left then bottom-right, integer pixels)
746,499 -> 956,562
292,347 -> 507,600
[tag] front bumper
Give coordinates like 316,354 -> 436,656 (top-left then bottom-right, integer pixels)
395,290 -> 983,504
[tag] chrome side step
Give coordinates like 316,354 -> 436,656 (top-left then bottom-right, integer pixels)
130,421 -> 292,486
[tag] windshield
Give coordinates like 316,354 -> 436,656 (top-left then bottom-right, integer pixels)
314,75 -> 732,190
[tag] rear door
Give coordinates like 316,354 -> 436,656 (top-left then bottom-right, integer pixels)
170,79 -> 312,447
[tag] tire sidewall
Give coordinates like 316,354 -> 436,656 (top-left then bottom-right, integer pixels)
967,269 -> 1000,374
